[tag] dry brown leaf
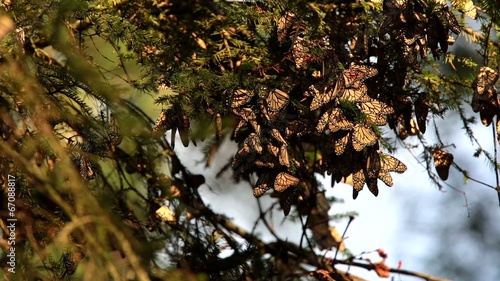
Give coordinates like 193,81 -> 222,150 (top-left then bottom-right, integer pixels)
373,261 -> 391,278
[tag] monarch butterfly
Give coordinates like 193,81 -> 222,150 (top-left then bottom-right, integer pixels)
254,173 -> 274,197
232,108 -> 261,134
278,144 -> 290,167
267,143 -> 280,157
232,119 -> 247,140
334,130 -> 350,155
365,149 -> 381,179
328,108 -> 354,132
277,11 -> 296,42
317,108 -> 353,133
433,149 -> 453,180
342,63 -> 377,89
414,96 -> 429,133
255,153 -> 277,168
352,124 -> 378,151
366,177 -> 379,197
271,128 -> 287,145
357,98 -> 394,126
279,186 -> 297,216
153,109 -> 175,133
292,37 -> 310,69
473,67 -> 498,100
274,172 -> 300,192
380,153 -> 407,174
286,119 -> 309,137
230,89 -> 253,109
340,83 -> 369,102
351,168 -> 365,199
403,44 -> 421,73
79,156 -> 95,180
243,133 -> 263,154
232,145 -> 256,171
316,110 -> 330,132
266,89 -> 289,113
376,152 -> 407,187
378,171 -> 393,187
108,114 -> 122,147
309,81 -> 342,111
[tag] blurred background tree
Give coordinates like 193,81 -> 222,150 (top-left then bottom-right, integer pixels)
0,0 -> 499,280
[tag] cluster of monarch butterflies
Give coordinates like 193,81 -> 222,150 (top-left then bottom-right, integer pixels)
152,0 -> 477,215
226,62 -> 409,212
380,0 -> 461,72
309,63 -> 407,198
229,87 -> 303,214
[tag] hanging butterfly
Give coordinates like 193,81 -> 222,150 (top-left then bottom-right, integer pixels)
277,11 -> 296,42
473,66 -> 499,103
365,149 -> 382,179
471,67 -> 500,125
352,123 -> 378,151
309,81 -> 342,111
266,89 -> 289,114
108,114 -> 122,147
254,173 -> 275,197
255,152 -> 278,168
232,145 -> 256,172
279,185 -> 298,216
292,36 -> 311,69
378,153 -> 407,186
79,156 -> 95,181
286,119 -> 310,137
153,109 -> 175,134
357,98 -> 394,126
270,128 -> 287,145
317,108 -> 353,133
333,130 -> 350,155
342,63 -> 378,89
328,108 -> 354,132
339,83 -> 369,102
243,133 -> 263,154
316,110 -> 330,133
403,43 -> 422,73
352,168 -> 366,199
278,144 -> 290,167
365,176 -> 379,197
230,88 -> 254,109
232,108 -> 261,134
274,172 -> 300,192
267,142 -> 280,157
414,95 -> 429,134
433,148 -> 453,180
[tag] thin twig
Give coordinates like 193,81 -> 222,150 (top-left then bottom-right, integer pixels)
334,259 -> 451,281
